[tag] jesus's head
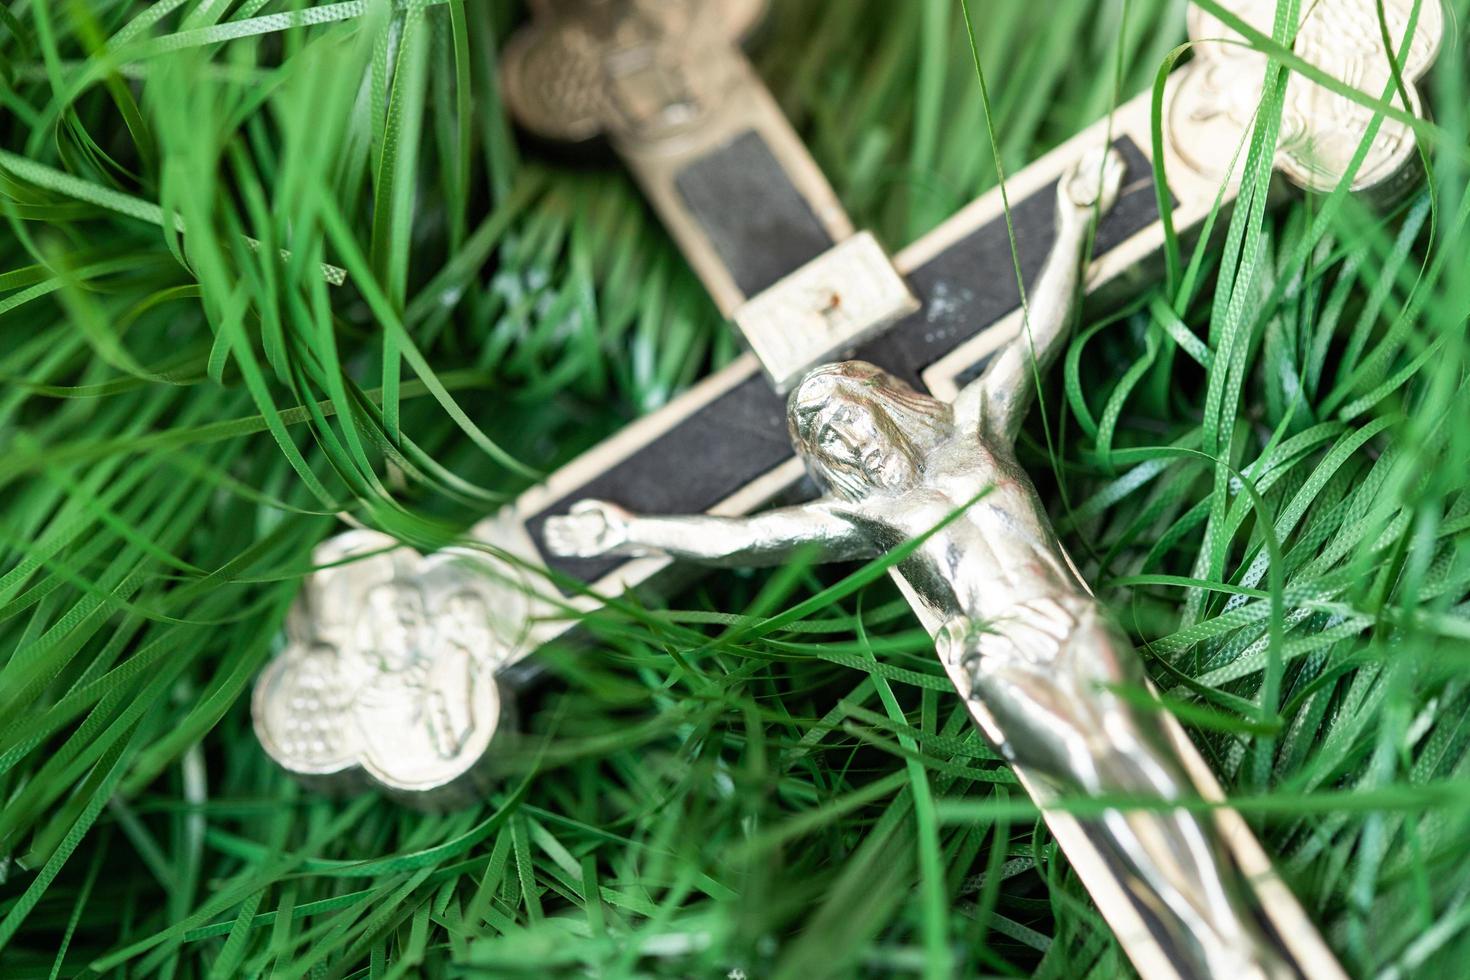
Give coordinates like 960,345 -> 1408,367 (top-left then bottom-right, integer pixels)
788,361 -> 954,500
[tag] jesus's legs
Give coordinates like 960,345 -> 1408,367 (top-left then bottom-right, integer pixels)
939,604 -> 1290,979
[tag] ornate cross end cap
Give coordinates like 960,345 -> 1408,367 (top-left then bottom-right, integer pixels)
252,529 -> 534,808
1169,0 -> 1444,203
500,0 -> 766,144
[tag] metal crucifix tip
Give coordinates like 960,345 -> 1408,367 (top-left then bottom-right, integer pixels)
1168,0 -> 1444,205
500,0 -> 767,144
252,528 -> 533,809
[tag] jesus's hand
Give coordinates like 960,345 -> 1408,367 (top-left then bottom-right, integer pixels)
544,500 -> 633,558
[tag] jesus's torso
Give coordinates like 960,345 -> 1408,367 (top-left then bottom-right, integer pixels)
833,433 -> 1087,627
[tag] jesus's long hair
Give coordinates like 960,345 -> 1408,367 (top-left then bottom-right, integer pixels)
787,362 -> 954,501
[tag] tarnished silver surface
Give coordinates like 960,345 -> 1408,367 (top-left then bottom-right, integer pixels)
253,528 -> 533,808
500,0 -> 765,144
547,149 -> 1291,980
1169,0 -> 1442,202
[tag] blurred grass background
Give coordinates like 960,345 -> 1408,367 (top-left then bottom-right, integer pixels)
0,0 -> 1468,976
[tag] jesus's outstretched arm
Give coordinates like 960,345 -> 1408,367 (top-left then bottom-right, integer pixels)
953,145 -> 1125,447
544,498 -> 873,568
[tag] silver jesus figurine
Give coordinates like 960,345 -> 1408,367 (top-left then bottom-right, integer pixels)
546,147 -> 1291,978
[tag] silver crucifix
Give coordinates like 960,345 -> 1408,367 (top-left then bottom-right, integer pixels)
252,1 -> 1442,977
545,146 -> 1281,979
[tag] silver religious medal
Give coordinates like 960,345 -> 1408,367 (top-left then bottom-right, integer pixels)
253,525 -> 531,807
253,0 -> 1442,976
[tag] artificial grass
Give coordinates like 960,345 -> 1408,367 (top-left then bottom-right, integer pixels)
1,0 -> 1469,977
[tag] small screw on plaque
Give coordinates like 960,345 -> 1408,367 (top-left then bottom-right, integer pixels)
731,231 -> 918,392
816,289 -> 842,323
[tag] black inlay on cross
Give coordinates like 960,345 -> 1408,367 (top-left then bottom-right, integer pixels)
525,137 -> 1165,587
674,129 -> 837,297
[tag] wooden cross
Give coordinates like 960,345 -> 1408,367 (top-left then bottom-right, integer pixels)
252,2 -> 1441,976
